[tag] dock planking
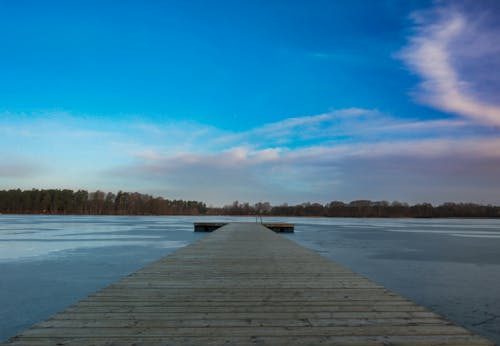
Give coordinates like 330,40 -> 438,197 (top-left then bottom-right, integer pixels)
3,223 -> 494,345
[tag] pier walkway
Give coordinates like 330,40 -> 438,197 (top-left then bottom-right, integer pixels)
4,223 -> 494,345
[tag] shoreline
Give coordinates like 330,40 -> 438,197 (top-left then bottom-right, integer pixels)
1,213 -> 499,219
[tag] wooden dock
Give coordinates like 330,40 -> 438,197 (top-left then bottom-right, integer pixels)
4,223 -> 493,345
194,222 -> 294,233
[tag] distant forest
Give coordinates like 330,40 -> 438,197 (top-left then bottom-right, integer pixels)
0,189 -> 499,218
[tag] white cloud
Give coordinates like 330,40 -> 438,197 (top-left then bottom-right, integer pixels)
3,108 -> 500,204
400,3 -> 500,126
111,132 -> 500,204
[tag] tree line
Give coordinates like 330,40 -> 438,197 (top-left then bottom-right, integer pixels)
0,189 -> 206,215
211,200 -> 500,218
0,189 -> 499,218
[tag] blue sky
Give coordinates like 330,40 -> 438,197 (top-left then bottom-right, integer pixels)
1,0 -> 499,205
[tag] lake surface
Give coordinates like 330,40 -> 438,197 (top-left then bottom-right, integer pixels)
0,215 -> 499,344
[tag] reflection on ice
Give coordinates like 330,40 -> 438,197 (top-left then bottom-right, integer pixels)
384,228 -> 500,238
0,239 -> 185,261
451,234 -> 500,238
0,215 -> 194,261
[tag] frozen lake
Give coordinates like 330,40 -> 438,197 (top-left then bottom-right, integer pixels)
0,215 -> 499,344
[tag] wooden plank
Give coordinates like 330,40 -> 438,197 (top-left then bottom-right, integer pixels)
43,310 -> 442,319
18,325 -> 475,337
35,317 -> 451,328
60,305 -> 432,313
8,335 -> 494,346
2,222 -> 494,345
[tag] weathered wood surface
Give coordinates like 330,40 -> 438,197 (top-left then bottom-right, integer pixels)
4,223 -> 494,345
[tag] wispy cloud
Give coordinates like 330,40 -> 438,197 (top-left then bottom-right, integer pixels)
214,108 -> 474,148
400,2 -> 500,126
